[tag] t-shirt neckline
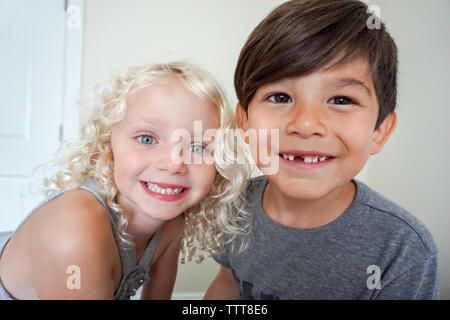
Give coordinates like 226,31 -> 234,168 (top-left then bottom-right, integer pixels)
256,177 -> 364,235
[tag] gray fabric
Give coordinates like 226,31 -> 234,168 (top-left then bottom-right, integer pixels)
0,179 -> 161,300
214,176 -> 439,300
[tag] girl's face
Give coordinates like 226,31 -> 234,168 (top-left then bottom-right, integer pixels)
111,78 -> 219,222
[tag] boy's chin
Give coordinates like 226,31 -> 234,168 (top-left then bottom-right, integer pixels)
269,177 -> 338,201
282,186 -> 330,201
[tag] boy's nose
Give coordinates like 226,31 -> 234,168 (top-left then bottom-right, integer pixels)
285,103 -> 327,138
155,143 -> 188,175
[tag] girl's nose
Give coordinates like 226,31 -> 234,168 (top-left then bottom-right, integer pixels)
155,143 -> 188,175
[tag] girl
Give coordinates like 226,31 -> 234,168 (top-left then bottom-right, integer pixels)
0,61 -> 250,299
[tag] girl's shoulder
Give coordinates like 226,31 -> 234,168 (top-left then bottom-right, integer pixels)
1,188 -> 119,299
12,188 -> 117,259
29,188 -> 110,232
28,188 -> 116,252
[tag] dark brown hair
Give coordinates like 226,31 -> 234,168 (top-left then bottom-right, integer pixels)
234,0 -> 398,129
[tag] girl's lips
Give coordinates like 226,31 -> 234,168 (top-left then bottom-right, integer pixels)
144,181 -> 187,189
140,181 -> 189,202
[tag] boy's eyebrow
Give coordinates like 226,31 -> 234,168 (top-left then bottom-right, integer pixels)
333,77 -> 373,97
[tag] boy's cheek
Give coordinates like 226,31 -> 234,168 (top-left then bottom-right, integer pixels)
247,140 -> 280,176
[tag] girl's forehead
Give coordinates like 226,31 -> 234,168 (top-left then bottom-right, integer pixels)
121,82 -> 220,130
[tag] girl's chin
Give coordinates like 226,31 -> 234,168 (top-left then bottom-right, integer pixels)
140,207 -> 184,221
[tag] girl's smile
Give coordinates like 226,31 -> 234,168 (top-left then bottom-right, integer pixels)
111,76 -> 220,223
140,181 -> 190,201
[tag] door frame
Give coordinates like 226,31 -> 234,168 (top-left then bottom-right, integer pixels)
62,0 -> 84,142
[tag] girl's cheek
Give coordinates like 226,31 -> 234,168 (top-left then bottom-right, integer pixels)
197,164 -> 217,190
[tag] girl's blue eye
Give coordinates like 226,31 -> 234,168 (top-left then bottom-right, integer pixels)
137,135 -> 156,145
188,144 -> 206,154
267,93 -> 292,104
328,96 -> 355,105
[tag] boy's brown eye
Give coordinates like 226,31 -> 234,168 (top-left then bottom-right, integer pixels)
328,96 -> 355,105
267,93 -> 292,104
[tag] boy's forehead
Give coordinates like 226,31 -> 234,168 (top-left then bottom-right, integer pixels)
259,57 -> 375,97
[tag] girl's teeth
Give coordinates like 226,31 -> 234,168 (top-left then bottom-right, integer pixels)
145,182 -> 183,195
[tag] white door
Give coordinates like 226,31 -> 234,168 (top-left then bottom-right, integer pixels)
0,0 -> 82,231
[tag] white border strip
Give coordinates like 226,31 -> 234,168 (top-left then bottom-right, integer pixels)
171,292 -> 204,300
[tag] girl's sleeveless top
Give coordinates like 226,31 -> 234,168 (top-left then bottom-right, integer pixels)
0,179 -> 161,300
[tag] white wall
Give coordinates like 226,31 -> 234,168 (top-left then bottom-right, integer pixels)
82,0 -> 450,298
368,0 -> 450,298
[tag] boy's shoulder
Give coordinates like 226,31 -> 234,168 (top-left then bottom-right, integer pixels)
244,176 -> 438,258
245,175 -> 268,197
352,179 -> 438,257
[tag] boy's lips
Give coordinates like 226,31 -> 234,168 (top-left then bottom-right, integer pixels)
279,150 -> 335,169
280,150 -> 334,157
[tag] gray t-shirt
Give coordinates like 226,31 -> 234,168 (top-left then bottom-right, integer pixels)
214,176 -> 439,299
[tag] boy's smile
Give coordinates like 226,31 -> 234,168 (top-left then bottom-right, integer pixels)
237,57 -> 397,227
279,150 -> 335,169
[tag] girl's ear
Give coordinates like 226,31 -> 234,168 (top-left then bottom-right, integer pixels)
370,112 -> 397,155
235,103 -> 249,144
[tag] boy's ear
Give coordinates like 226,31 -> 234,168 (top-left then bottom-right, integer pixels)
235,103 -> 249,143
370,112 -> 397,155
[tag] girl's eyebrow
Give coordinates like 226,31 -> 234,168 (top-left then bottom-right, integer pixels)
129,119 -> 213,143
128,118 -> 166,128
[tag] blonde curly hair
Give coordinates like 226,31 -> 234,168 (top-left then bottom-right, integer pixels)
43,61 -> 252,263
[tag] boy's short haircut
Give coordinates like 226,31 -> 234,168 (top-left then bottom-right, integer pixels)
234,0 -> 398,129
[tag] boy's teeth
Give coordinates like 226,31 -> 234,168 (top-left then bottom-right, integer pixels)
281,153 -> 330,163
145,182 -> 183,195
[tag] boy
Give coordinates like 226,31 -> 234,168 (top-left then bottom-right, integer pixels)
205,0 -> 438,299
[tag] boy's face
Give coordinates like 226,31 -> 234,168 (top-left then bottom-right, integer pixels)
237,57 -> 397,201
